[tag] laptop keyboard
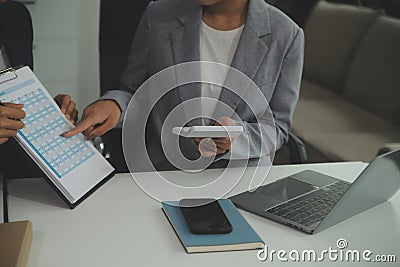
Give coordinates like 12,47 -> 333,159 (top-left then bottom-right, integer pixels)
266,181 -> 350,227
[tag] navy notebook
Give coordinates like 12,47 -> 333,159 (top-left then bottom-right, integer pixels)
162,199 -> 264,253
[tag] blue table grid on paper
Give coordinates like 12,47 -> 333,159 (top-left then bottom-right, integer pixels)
12,87 -> 95,179
0,78 -> 35,97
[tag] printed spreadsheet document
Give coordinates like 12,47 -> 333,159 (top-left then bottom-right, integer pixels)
0,66 -> 114,204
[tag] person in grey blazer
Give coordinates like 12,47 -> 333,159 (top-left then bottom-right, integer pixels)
65,0 -> 304,171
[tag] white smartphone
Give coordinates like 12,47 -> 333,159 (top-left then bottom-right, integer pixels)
172,126 -> 243,138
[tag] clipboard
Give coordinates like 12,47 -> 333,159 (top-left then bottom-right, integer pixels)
0,67 -> 19,85
0,66 -> 115,209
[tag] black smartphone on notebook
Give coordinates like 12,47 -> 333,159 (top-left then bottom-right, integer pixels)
179,198 -> 232,234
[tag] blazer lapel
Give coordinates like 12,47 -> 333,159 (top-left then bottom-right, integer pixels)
216,0 -> 271,116
169,1 -> 202,103
168,1 -> 204,125
218,28 -> 269,113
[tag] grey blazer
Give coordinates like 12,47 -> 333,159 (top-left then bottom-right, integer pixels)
101,0 -> 304,171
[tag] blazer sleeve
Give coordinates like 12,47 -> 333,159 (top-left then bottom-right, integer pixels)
98,1 -> 154,126
269,27 -> 304,149
222,28 -> 304,160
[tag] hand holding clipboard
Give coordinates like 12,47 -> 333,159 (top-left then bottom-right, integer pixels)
0,66 -> 114,208
0,68 -> 26,145
0,101 -> 25,145
0,67 -> 78,143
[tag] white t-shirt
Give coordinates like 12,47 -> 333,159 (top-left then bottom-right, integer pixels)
200,21 -> 244,124
0,45 -> 11,70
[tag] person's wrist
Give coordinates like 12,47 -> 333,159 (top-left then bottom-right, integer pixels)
104,99 -> 121,110
100,100 -> 122,126
106,99 -> 122,118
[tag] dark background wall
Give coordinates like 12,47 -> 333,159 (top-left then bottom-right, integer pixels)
99,0 -> 150,95
266,0 -> 400,26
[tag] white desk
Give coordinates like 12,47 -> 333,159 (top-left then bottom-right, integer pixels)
2,162 -> 400,266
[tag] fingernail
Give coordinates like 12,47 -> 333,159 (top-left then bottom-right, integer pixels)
60,132 -> 66,137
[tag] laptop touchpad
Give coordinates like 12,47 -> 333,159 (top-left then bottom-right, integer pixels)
257,178 -> 317,202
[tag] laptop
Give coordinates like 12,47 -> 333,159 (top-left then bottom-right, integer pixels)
230,150 -> 400,234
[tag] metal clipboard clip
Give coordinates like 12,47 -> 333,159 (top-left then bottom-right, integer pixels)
0,67 -> 18,85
